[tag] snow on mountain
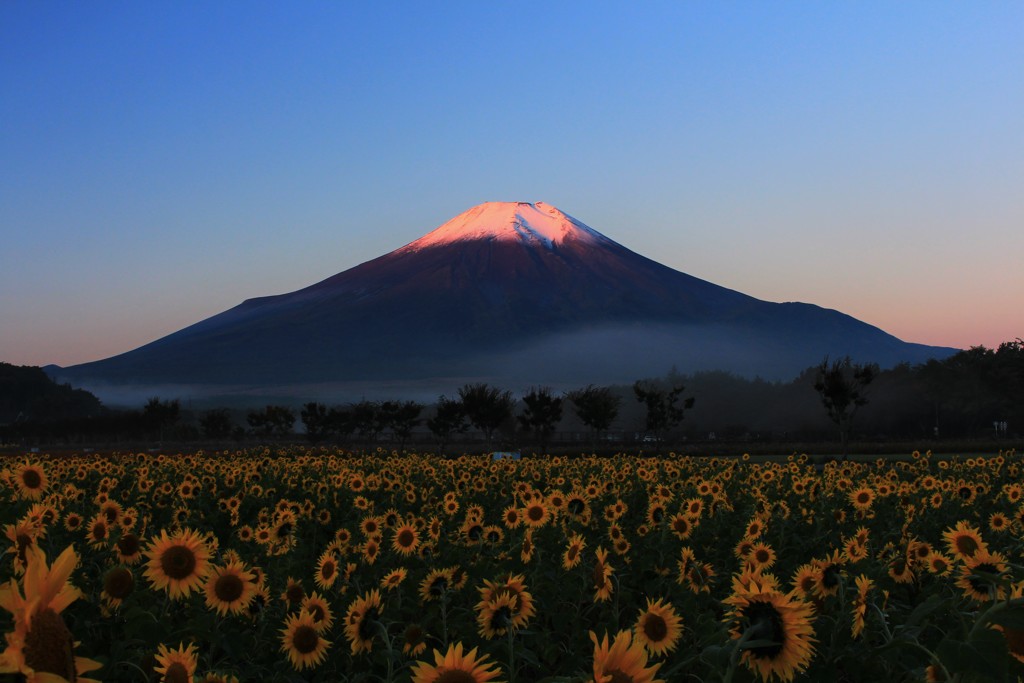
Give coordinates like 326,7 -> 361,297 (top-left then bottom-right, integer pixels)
397,201 -> 608,252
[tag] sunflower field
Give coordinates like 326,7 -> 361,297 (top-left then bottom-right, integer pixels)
3,448 -> 1024,682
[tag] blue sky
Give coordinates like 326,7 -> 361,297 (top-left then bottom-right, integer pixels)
2,2 -> 1022,366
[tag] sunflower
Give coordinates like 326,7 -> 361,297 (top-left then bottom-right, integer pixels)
957,549 -> 1008,602
13,463 -> 47,500
522,498 -> 550,528
86,515 -> 110,549
344,589 -> 383,654
302,591 -> 334,632
102,565 -> 135,608
502,506 -> 521,528
381,568 -> 408,591
477,574 -> 535,630
724,576 -> 817,682
154,642 -> 198,683
747,543 -> 777,571
790,564 -> 818,599
520,530 -> 535,563
989,512 -> 1011,533
0,544 -> 101,683
393,523 -> 421,556
563,534 -> 586,570
281,577 -> 305,606
315,551 -> 339,589
592,547 -> 614,602
927,553 -> 953,576
204,559 -> 257,616
280,610 -> 331,670
811,552 -> 845,599
115,532 -> 144,564
402,623 -> 428,657
943,521 -> 988,561
419,568 -> 453,603
850,575 -> 873,639
669,513 -> 695,540
4,520 -> 42,574
993,583 -> 1024,663
410,642 -> 503,683
849,487 -> 874,511
143,528 -> 211,600
633,598 -> 683,656
476,591 -> 519,639
590,629 -> 664,683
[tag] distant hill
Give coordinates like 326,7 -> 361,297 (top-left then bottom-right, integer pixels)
51,201 -> 957,402
0,362 -> 104,424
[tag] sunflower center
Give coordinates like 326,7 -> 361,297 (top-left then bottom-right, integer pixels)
15,533 -> 32,564
969,563 -> 1001,593
568,499 -> 585,514
434,671 -> 478,683
822,564 -> 840,589
651,508 -> 664,523
22,469 -> 43,489
286,584 -> 304,603
215,573 -> 245,603
164,662 -> 190,683
743,601 -> 786,659
643,613 -> 668,642
118,533 -> 141,556
292,625 -> 320,654
404,624 -> 423,643
161,545 -> 198,580
387,529 -> 412,548
955,535 -> 979,557
104,567 -> 135,599
322,561 -> 336,578
92,522 -> 107,540
605,669 -> 635,683
593,563 -> 607,588
23,608 -> 76,682
358,607 -> 380,641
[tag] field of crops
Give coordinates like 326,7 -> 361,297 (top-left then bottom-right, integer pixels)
2,447 -> 1024,682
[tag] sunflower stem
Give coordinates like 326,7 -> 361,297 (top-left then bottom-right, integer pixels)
507,625 -> 516,683
723,625 -> 756,683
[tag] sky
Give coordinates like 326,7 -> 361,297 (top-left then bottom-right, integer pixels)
2,2 -> 1022,368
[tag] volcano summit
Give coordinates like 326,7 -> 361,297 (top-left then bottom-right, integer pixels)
52,201 -> 956,400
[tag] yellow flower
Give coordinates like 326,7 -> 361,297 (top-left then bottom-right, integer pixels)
590,629 -> 664,683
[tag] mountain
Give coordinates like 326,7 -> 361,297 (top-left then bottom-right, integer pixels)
52,201 -> 957,401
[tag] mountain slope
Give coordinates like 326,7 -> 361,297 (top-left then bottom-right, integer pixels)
54,201 -> 956,394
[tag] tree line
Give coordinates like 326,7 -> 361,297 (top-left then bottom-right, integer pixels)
2,339 -> 1020,449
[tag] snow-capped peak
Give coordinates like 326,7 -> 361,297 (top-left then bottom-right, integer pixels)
398,202 -> 607,252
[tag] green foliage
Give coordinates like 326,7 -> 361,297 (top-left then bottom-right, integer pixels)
457,383 -> 514,441
632,379 -> 694,439
517,387 -> 563,453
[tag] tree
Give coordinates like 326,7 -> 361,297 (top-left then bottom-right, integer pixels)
350,401 -> 386,442
458,383 -> 514,442
813,356 -> 877,456
566,385 -> 621,446
300,402 -> 332,443
246,405 -> 295,438
199,408 -> 233,440
427,395 -> 467,454
632,380 -> 694,444
143,397 -> 180,441
518,387 -> 563,454
383,400 -> 423,450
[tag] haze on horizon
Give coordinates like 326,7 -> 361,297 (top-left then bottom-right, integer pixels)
2,3 -> 1022,369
